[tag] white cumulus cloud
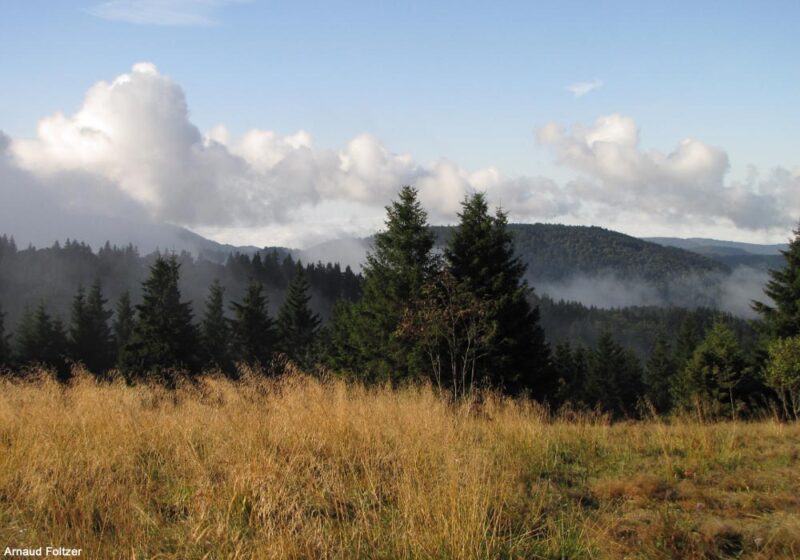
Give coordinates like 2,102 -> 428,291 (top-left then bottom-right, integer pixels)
537,114 -> 798,232
4,64 -> 797,248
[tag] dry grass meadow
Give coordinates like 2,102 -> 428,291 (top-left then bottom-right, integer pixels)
1,369 -> 799,559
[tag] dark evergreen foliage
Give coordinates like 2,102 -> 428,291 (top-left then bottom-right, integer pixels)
0,304 -> 11,368
120,257 -> 200,378
671,322 -> 750,419
754,225 -> 800,339
230,280 -> 275,368
276,265 -> 321,369
444,193 -> 550,394
584,332 -> 644,417
15,303 -> 69,378
644,334 -> 676,413
200,279 -> 233,373
69,281 -> 114,374
112,292 -> 135,367
335,186 -> 437,381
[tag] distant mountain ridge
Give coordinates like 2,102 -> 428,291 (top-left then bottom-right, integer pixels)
299,224 -> 732,282
645,237 -> 787,272
2,222 -> 778,317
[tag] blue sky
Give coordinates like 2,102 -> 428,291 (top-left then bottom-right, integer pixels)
1,0 -> 798,246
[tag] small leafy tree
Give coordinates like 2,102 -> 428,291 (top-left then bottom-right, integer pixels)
765,336 -> 800,420
397,267 -> 494,399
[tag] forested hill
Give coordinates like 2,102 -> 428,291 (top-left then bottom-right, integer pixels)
0,235 -> 360,331
305,224 -> 731,282
453,224 -> 730,283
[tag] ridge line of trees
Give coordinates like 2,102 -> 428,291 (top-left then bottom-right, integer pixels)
1,188 -> 799,420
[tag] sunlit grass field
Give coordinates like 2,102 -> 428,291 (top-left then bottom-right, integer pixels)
1,369 -> 799,559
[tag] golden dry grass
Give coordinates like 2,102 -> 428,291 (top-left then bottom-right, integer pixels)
1,370 -> 799,559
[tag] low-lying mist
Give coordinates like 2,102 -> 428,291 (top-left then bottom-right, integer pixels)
536,266 -> 770,318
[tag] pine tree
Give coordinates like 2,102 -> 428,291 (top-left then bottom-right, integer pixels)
276,264 -> 321,369
120,256 -> 199,379
200,279 -> 233,374
0,304 -> 11,368
754,225 -> 800,339
340,186 -> 437,381
69,281 -> 113,374
672,321 -> 748,419
644,333 -> 676,413
15,303 -> 69,378
674,317 -> 698,363
585,332 -> 644,417
230,279 -> 275,368
444,193 -> 550,394
551,341 -> 576,406
113,292 -> 135,367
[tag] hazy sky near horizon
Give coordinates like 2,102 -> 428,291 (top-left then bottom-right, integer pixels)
1,0 -> 798,248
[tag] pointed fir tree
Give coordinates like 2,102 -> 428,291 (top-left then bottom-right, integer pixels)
230,279 -> 275,368
673,316 -> 700,372
444,193 -> 550,394
120,256 -> 199,379
585,332 -> 644,417
334,186 -> 437,382
672,321 -> 748,419
200,279 -> 233,374
15,303 -> 69,378
69,281 -> 113,374
0,304 -> 11,368
754,224 -> 800,339
276,264 -> 321,369
551,340 -> 576,406
113,292 -> 135,367
644,333 -> 677,413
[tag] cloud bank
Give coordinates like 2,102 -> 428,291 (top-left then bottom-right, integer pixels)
5,63 -> 799,248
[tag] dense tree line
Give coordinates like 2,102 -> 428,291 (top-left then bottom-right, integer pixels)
1,191 -> 799,420
0,234 -> 360,330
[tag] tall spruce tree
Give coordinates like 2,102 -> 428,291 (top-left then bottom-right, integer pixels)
0,305 -> 11,368
672,321 -> 748,419
15,303 -> 69,377
644,333 -> 676,413
113,292 -> 135,367
276,264 -> 321,369
754,224 -> 800,339
120,256 -> 199,378
444,193 -> 550,394
343,186 -> 437,381
585,332 -> 644,417
200,280 -> 233,373
69,281 -> 113,374
230,280 -> 275,368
